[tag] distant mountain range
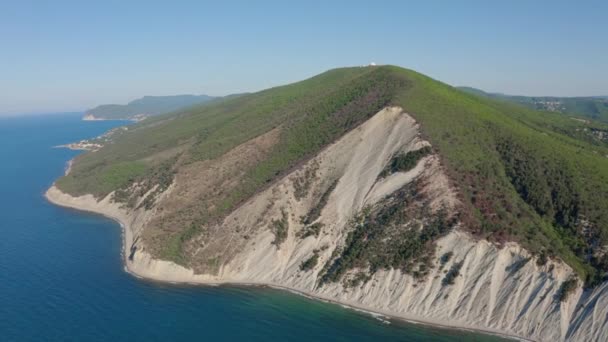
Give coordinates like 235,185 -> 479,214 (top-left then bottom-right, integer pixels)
458,86 -> 608,122
84,94 -> 216,121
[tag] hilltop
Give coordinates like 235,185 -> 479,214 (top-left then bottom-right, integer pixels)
49,65 -> 608,341
84,94 -> 216,121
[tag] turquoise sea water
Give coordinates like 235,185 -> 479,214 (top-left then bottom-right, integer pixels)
0,113 -> 511,341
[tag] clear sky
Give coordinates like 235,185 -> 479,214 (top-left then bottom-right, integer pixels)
1,0 -> 607,115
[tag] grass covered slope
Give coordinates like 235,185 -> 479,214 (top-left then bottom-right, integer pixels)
57,65 -> 608,285
86,94 -> 216,120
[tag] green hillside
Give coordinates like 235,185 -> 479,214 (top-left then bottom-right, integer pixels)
86,94 -> 216,120
458,86 -> 608,123
58,66 -> 608,285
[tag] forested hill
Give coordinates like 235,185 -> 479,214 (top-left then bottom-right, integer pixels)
458,86 -> 608,123
60,65 -> 608,287
85,94 -> 216,120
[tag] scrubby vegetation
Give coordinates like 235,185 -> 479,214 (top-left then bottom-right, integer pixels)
136,160 -> 175,210
320,181 -> 454,285
298,222 -> 324,239
346,272 -> 372,288
271,209 -> 289,247
300,251 -> 320,271
442,261 -> 464,286
556,277 -> 578,302
439,252 -> 453,269
301,180 -> 339,225
536,250 -> 548,266
57,160 -> 147,197
292,162 -> 318,201
111,156 -> 177,209
379,146 -> 432,178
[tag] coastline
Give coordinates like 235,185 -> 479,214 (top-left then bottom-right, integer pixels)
82,114 -> 143,122
44,171 -> 526,342
82,114 -> 105,121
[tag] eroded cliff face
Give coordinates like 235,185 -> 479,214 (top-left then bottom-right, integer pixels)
47,107 -> 608,341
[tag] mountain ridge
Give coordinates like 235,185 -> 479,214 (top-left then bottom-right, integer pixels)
84,94 -> 217,121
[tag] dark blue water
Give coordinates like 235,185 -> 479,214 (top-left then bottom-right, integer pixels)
0,113 -> 510,341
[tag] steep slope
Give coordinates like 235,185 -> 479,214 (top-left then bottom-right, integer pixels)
458,86 -> 608,123
84,94 -> 216,120
49,66 -> 608,341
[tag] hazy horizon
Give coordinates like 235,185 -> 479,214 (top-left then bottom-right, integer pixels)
1,0 -> 607,115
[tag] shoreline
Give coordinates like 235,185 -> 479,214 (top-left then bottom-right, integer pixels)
44,170 -> 527,342
53,144 -> 94,151
83,114 -> 142,122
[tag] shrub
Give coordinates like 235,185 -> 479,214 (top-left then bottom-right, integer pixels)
442,261 -> 464,286
300,252 -> 319,271
556,277 -> 578,302
346,272 -> 372,288
271,209 -> 289,247
301,180 -> 338,225
379,146 -> 432,178
298,222 -> 324,239
440,252 -> 453,266
536,251 -> 548,266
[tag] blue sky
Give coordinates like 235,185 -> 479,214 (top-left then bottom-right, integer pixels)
1,0 -> 607,115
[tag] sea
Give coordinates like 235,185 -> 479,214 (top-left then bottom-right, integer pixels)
0,113 -> 511,341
